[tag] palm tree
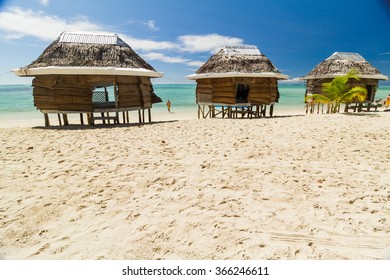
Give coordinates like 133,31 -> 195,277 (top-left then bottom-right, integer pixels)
305,68 -> 367,113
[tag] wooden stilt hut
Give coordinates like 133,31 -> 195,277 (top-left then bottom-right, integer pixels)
302,52 -> 388,113
187,46 -> 288,118
12,31 -> 163,126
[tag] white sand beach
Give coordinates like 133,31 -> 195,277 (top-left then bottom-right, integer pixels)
0,112 -> 389,260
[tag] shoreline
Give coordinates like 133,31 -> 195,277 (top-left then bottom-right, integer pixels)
1,113 -> 389,259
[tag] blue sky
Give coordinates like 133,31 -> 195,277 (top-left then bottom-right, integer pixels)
0,0 -> 389,84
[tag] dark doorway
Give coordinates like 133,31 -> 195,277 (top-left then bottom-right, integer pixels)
366,85 -> 374,102
236,83 -> 249,103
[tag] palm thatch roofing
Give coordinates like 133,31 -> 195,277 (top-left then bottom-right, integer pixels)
187,46 -> 288,80
302,52 -> 388,80
13,31 -> 163,77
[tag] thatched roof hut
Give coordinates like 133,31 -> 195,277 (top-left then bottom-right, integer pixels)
187,46 -> 288,118
302,52 -> 388,102
13,31 -> 163,126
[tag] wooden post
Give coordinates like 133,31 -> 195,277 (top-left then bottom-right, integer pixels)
270,104 -> 274,117
44,113 -> 50,127
142,109 -> 145,123
57,114 -> 62,126
138,110 -> 142,123
198,105 -> 200,119
148,108 -> 151,122
63,114 -> 69,126
87,113 -> 94,125
126,111 -> 129,123
80,113 -> 84,125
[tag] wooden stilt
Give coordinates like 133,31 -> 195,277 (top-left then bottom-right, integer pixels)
80,113 -> 84,125
57,114 -> 62,126
126,111 -> 129,123
148,108 -> 151,122
260,106 -> 265,117
270,104 -> 274,117
88,113 -> 94,125
138,110 -> 142,123
142,109 -> 145,123
63,114 -> 69,126
44,113 -> 50,127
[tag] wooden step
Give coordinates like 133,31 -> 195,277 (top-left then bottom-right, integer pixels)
92,116 -> 118,121
89,114 -> 119,125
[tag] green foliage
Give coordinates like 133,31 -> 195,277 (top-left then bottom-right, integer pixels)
305,68 -> 368,113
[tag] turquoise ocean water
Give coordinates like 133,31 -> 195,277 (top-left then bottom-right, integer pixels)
0,84 -> 389,121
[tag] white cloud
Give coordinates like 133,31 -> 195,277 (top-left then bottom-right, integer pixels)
178,33 -> 245,53
143,52 -> 205,67
39,0 -> 50,6
186,60 -> 204,67
144,20 -> 159,31
0,6 -> 103,41
143,52 -> 189,64
120,35 -> 178,51
0,7 -> 247,69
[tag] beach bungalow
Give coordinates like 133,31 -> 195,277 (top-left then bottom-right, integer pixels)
12,31 -> 163,126
187,46 -> 288,118
302,52 -> 388,112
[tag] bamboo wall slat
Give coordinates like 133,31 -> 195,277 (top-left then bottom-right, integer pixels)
32,75 -> 158,111
195,77 -> 280,105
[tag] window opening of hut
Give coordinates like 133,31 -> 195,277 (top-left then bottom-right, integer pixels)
236,83 -> 249,103
92,86 -> 116,108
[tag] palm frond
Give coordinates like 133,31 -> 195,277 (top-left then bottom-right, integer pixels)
305,93 -> 332,103
341,86 -> 367,103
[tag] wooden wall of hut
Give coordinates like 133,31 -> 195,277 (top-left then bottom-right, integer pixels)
305,78 -> 378,101
33,75 -> 93,111
32,75 -> 159,112
196,77 -> 279,105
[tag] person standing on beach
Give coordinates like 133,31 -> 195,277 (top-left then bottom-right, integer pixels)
385,95 -> 390,108
166,99 -> 171,112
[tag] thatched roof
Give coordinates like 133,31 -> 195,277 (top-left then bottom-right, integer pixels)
13,31 -> 163,77
302,52 -> 388,80
187,46 -> 288,80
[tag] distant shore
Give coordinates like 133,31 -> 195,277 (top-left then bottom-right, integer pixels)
1,112 -> 389,259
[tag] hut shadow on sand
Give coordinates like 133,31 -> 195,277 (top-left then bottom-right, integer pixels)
31,120 -> 179,131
